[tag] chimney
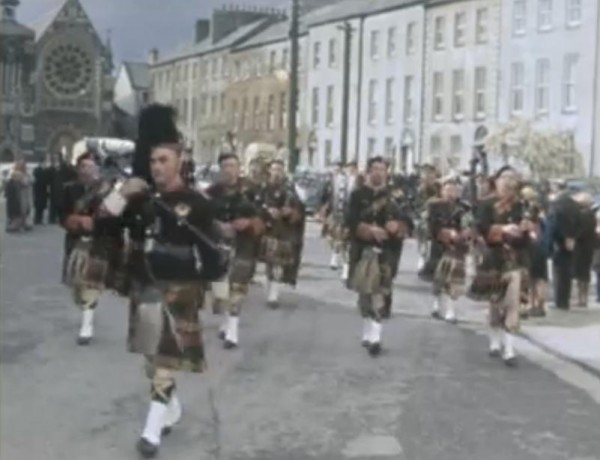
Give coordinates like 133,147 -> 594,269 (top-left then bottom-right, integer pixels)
148,48 -> 159,65
195,19 -> 210,44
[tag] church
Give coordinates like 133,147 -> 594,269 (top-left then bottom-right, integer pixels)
0,0 -> 113,163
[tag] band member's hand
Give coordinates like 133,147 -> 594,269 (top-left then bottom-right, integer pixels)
232,218 -> 251,232
502,224 -> 521,236
520,220 -> 534,233
79,216 -> 94,232
268,208 -> 281,220
371,226 -> 389,243
120,178 -> 149,198
218,222 -> 235,239
64,215 -> 82,231
385,220 -> 400,236
565,238 -> 575,251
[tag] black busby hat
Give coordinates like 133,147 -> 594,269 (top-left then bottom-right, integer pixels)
132,104 -> 180,185
493,165 -> 516,180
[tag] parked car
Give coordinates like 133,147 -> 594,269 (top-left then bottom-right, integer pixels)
293,171 -> 328,215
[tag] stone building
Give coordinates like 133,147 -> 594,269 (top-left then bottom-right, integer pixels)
33,0 -> 113,162
0,0 -> 35,161
421,0 -> 501,172
113,61 -> 150,139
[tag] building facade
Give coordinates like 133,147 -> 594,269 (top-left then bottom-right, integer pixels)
421,0 -> 501,172
498,0 -> 600,175
33,0 -> 113,161
0,0 -> 35,161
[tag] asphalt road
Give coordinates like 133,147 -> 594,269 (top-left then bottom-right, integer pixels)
1,220 -> 600,460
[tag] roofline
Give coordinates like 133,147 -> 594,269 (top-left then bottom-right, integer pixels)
231,31 -> 308,53
307,0 -> 424,28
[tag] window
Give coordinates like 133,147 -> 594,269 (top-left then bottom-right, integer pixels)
566,0 -> 581,27
476,8 -> 489,43
200,94 -> 208,116
234,60 -> 241,79
454,12 -> 466,47
267,94 -> 276,130
430,135 -> 442,158
387,27 -> 397,57
192,63 -> 198,79
279,92 -> 287,129
432,72 -> 444,120
404,75 -> 414,122
211,58 -> 218,78
211,95 -> 217,116
325,140 -> 333,165
253,96 -> 261,130
513,0 -> 526,35
282,48 -> 289,70
312,87 -> 319,125
450,135 -> 462,164
434,17 -> 446,49
406,22 -> 416,55
385,137 -> 395,156
367,138 -> 377,156
368,79 -> 378,124
563,54 -> 578,112
474,67 -> 487,118
535,58 -> 550,115
452,69 -> 465,119
328,38 -> 337,66
222,57 -> 229,77
313,42 -> 321,68
510,62 -> 525,113
370,30 -> 380,59
538,0 -> 553,30
269,50 -> 277,72
220,94 -> 226,119
385,78 -> 395,124
326,85 -> 335,126
242,98 -> 248,129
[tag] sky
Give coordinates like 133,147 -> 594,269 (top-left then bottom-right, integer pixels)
16,0 -> 289,64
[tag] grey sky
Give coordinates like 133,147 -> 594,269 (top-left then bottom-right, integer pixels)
17,0 -> 288,64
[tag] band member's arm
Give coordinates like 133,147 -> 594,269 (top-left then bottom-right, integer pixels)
59,185 -> 93,233
476,199 -> 503,244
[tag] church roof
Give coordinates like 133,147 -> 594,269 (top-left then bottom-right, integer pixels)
123,61 -> 149,90
32,0 -> 102,46
0,17 -> 34,36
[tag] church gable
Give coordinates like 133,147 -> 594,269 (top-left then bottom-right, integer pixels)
37,0 -> 102,47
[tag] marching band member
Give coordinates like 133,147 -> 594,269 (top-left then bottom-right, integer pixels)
346,157 -> 405,356
429,177 -> 470,323
473,166 -> 530,367
60,152 -> 123,345
99,105 -> 228,457
206,152 -> 265,349
258,159 -> 305,308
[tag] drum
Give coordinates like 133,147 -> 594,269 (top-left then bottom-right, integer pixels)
65,237 -> 109,290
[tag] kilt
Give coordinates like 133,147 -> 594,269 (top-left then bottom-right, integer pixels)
326,215 -> 347,243
349,247 -> 392,296
467,268 -> 509,303
128,282 -> 206,373
489,270 -> 521,333
64,238 -> 109,291
433,254 -> 466,299
259,235 -> 295,267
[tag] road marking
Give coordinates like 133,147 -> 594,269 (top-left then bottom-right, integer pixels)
342,434 -> 404,458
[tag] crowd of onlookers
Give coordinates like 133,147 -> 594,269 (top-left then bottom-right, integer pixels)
2,157 -> 76,232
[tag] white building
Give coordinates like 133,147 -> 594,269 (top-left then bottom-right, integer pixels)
498,0 -> 600,175
422,0 -> 502,173
114,62 -> 149,118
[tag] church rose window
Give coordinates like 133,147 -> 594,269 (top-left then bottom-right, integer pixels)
43,43 -> 93,97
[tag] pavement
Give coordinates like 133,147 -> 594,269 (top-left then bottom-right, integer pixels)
1,219 -> 600,460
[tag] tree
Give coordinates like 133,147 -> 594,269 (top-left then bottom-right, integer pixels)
484,118 -> 584,179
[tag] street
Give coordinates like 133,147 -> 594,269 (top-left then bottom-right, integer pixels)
1,221 -> 600,460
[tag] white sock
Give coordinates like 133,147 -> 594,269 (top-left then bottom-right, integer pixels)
417,255 -> 425,271
268,282 -> 280,303
341,263 -> 350,281
432,296 -> 441,313
489,328 -> 502,352
163,394 -> 182,428
361,319 -> 371,343
330,252 -> 339,268
443,296 -> 456,321
369,320 -> 382,344
141,401 -> 168,445
503,331 -> 516,360
79,309 -> 94,338
226,315 -> 239,344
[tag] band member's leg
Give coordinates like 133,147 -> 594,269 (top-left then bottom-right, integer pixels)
358,293 -> 383,356
74,287 -> 101,345
265,263 -> 282,308
224,282 -> 248,349
501,270 -> 521,366
211,280 -> 230,339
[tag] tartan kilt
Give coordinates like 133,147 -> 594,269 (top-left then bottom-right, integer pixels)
128,282 -> 206,373
349,247 -> 392,295
259,235 -> 295,267
433,255 -> 466,299
326,215 -> 347,242
64,238 -> 109,291
467,268 -> 509,303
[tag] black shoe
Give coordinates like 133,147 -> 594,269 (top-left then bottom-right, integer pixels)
503,356 -> 518,367
431,311 -> 442,320
224,340 -> 238,350
368,342 -> 382,357
445,318 -> 458,325
137,437 -> 159,458
489,348 -> 502,358
162,426 -> 172,436
530,308 -> 546,318
267,301 -> 279,310
77,336 -> 92,346
361,340 -> 370,348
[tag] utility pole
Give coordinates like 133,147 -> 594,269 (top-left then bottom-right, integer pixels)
287,0 -> 299,173
339,22 -> 353,165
